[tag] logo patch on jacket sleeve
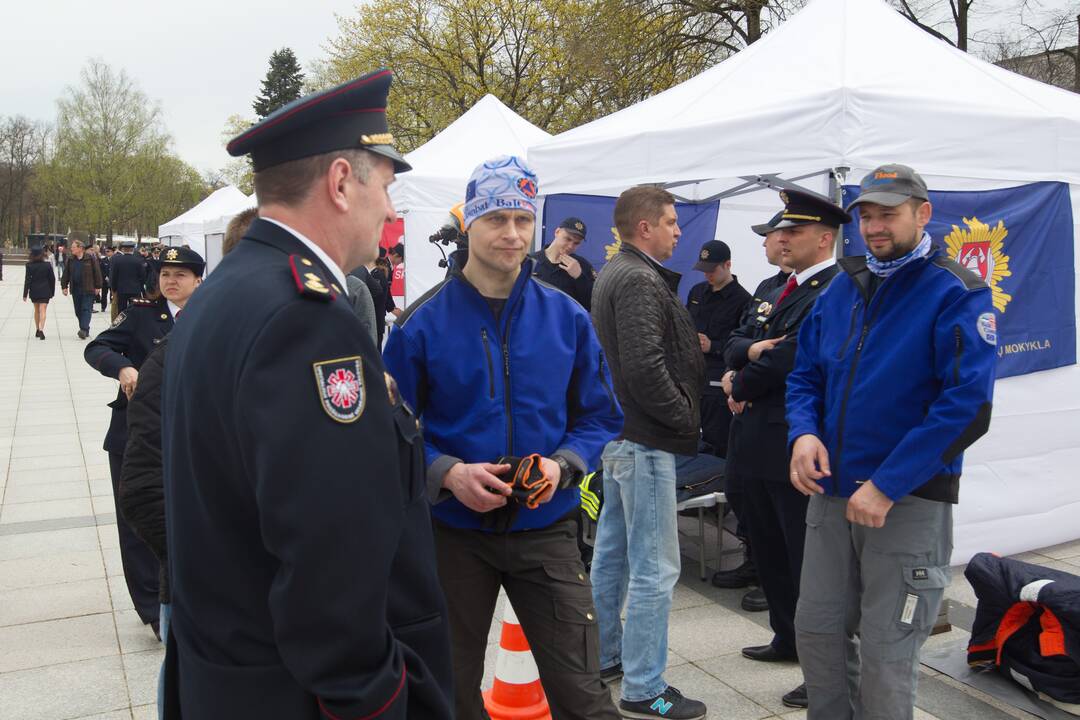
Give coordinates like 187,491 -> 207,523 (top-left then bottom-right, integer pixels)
110,311 -> 128,329
313,356 -> 365,423
976,312 -> 997,345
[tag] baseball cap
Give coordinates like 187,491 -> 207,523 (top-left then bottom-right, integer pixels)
846,164 -> 929,212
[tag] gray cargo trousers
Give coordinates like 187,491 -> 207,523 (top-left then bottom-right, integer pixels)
795,492 -> 952,720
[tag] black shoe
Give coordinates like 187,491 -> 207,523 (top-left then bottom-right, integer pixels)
741,644 -> 798,663
77,330 -> 88,339
782,683 -> 808,708
150,620 -> 161,641
741,587 -> 769,612
711,558 -> 758,588
619,686 -> 706,720
35,330 -> 44,339
600,663 -> 623,683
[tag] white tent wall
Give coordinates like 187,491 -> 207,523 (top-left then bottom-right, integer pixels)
158,186 -> 251,265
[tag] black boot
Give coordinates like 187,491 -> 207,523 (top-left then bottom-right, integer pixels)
711,554 -> 758,589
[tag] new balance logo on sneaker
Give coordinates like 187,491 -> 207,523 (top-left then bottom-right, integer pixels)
651,698 -> 674,714
618,685 -> 706,720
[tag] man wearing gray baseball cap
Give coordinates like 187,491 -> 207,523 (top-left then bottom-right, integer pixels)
786,163 -> 996,719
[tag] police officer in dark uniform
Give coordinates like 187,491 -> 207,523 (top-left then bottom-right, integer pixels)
721,190 -> 850,709
686,240 -> 750,457
84,246 -> 206,635
110,240 -> 147,312
530,216 -> 596,309
160,69 -> 453,720
99,247 -> 112,312
711,213 -> 790,602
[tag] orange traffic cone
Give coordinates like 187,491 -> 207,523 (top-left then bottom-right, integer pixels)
482,602 -> 552,720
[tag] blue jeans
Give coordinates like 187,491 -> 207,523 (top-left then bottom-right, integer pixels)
590,439 -> 680,702
675,453 -> 726,503
157,602 -> 171,720
72,292 -> 95,332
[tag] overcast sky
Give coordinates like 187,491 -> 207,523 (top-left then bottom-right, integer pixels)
2,0 -> 358,173
3,0 -> 1076,178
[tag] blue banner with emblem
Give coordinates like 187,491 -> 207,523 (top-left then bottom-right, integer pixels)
841,181 -> 1076,379
542,194 -> 720,301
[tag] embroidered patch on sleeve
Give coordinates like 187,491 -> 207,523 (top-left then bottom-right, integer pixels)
313,356 -> 366,423
110,312 -> 128,329
976,312 -> 997,345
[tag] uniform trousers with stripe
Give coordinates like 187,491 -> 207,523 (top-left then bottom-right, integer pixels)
433,515 -> 620,720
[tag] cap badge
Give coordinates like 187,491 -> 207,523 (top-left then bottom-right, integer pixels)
313,356 -> 366,423
165,249 -> 179,261
574,222 -> 584,231
359,133 -> 394,146
700,249 -> 710,260
780,191 -> 790,205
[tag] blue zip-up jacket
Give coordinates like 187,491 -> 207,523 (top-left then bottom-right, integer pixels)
383,260 -> 624,531
786,248 -> 996,503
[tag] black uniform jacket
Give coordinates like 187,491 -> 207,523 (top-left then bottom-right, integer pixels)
23,260 -> 56,301
119,337 -> 170,602
84,298 -> 173,454
686,277 -> 751,390
99,256 -> 111,288
530,248 -> 596,309
160,219 -> 452,720
723,264 -> 839,481
109,251 -> 148,295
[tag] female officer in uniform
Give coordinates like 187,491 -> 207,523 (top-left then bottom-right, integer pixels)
84,246 -> 204,636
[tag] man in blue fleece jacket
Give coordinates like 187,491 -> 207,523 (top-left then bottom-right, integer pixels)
383,155 -> 624,720
786,164 -> 996,720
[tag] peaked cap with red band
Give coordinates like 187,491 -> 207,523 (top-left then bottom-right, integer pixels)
226,68 -> 411,174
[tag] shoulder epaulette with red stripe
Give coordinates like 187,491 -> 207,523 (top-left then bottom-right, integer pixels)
288,255 -> 337,302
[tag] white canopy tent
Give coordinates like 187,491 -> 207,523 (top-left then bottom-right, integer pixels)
158,185 -> 251,260
529,0 -> 1080,563
390,94 -> 551,304
202,193 -> 257,274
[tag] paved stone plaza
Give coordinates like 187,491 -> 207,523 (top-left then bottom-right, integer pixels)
1,268 -> 1078,719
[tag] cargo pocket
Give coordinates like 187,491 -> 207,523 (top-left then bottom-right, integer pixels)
894,564 -> 949,632
543,560 -> 600,674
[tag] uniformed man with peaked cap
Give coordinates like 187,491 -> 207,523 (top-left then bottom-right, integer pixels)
160,69 -> 453,720
720,189 -> 850,709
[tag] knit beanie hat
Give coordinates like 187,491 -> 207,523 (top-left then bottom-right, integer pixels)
462,155 -> 539,229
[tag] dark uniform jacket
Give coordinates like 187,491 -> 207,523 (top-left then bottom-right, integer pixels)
109,251 -> 147,295
99,256 -> 111,288
119,337 -> 170,603
530,248 -> 596,310
24,260 -> 56,302
723,263 -> 838,481
161,219 -> 452,720
84,298 -> 174,454
592,243 -> 705,456
687,277 -> 751,389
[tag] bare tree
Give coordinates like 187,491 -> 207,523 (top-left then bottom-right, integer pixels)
984,2 -> 1080,93
0,116 -> 49,245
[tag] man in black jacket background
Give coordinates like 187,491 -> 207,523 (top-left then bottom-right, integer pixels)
590,186 -> 707,720
110,240 -> 147,312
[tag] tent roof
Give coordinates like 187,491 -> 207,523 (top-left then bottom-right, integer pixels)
403,94 -> 551,178
159,185 -> 250,236
391,95 -> 551,209
529,0 -> 1080,195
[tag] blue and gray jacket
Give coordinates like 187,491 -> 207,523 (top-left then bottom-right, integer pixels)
786,247 -> 996,503
383,260 -> 624,531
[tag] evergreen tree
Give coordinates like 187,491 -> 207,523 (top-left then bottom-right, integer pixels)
253,48 -> 305,118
